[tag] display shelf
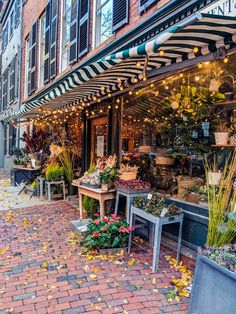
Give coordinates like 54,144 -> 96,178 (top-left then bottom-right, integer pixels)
212,144 -> 236,148
215,100 -> 236,108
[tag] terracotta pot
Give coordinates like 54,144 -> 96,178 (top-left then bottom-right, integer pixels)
214,132 -> 229,145
101,184 -> 109,191
208,171 -> 222,186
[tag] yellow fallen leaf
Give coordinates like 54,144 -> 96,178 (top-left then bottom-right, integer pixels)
179,289 -> 190,298
76,280 -> 83,285
0,245 -> 10,255
152,277 -> 157,285
175,296 -> 181,302
90,274 -> 97,279
42,261 -> 48,269
128,258 -> 135,266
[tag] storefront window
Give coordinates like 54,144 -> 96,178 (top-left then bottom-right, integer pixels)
94,0 -> 113,47
61,0 -> 71,72
121,55 -> 236,193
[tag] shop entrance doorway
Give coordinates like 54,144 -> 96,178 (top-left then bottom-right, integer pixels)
90,116 -> 108,164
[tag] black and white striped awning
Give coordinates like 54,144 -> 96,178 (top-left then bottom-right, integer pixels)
3,13 -> 236,122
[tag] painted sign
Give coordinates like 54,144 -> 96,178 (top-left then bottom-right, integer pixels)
96,136 -> 104,157
203,0 -> 236,16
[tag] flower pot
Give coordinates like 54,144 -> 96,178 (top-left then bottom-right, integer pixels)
208,171 -> 222,186
189,255 -> 236,314
101,184 -> 109,191
214,132 -> 229,145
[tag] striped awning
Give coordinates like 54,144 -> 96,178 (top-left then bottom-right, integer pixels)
3,13 -> 236,122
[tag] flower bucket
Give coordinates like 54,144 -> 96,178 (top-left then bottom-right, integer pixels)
214,132 -> 229,145
208,171 -> 222,186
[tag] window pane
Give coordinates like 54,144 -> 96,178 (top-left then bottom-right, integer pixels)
95,0 -> 112,47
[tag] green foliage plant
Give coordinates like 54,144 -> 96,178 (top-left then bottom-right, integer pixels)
205,151 -> 236,247
45,163 -> 64,182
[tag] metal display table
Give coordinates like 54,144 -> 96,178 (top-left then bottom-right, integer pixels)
128,205 -> 184,272
72,181 -> 116,220
45,180 -> 66,202
11,166 -> 41,186
114,189 -> 150,222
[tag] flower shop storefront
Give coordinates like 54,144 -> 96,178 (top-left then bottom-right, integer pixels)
3,11 -> 236,252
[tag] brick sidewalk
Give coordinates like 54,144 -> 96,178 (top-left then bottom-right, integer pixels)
0,202 -> 194,314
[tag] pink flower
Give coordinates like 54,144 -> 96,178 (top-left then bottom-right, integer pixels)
119,226 -> 128,233
110,214 -> 117,218
108,219 -> 115,224
93,213 -> 99,217
128,226 -> 135,232
103,216 -> 109,222
94,219 -> 101,225
110,214 -> 121,221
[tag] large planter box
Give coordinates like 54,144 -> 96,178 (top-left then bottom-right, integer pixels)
99,247 -> 128,255
189,254 -> 236,314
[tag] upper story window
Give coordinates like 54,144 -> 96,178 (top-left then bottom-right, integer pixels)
61,0 -> 71,72
39,13 -> 46,88
24,37 -> 30,99
10,11 -> 14,38
2,22 -> 9,50
94,0 -> 113,47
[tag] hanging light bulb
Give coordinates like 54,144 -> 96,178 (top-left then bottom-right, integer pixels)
193,47 -> 199,54
223,55 -> 229,64
159,50 -> 165,57
129,90 -> 133,95
198,63 -> 202,69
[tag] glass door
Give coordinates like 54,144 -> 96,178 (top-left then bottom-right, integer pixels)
90,116 -> 108,164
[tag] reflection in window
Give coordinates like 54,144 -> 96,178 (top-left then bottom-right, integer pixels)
95,0 -> 112,47
61,0 -> 71,72
39,13 -> 46,88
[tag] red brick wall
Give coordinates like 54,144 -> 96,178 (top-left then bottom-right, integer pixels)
21,0 -> 171,104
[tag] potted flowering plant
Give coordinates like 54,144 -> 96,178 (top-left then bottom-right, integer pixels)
99,155 -> 118,191
81,213 -> 134,254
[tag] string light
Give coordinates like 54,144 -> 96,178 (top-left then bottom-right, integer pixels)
193,47 -> 199,54
159,50 -> 165,57
223,55 -> 229,64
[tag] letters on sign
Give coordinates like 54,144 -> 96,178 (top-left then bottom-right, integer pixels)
203,0 -> 236,16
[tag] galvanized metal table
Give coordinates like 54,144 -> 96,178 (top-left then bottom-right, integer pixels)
128,205 -> 184,272
114,189 -> 150,222
45,180 -> 66,202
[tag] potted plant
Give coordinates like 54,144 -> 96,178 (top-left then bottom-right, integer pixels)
45,163 -> 64,199
189,153 -> 236,314
206,155 -> 222,186
81,214 -> 134,254
58,143 -> 75,195
214,120 -> 230,146
100,167 -> 118,191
